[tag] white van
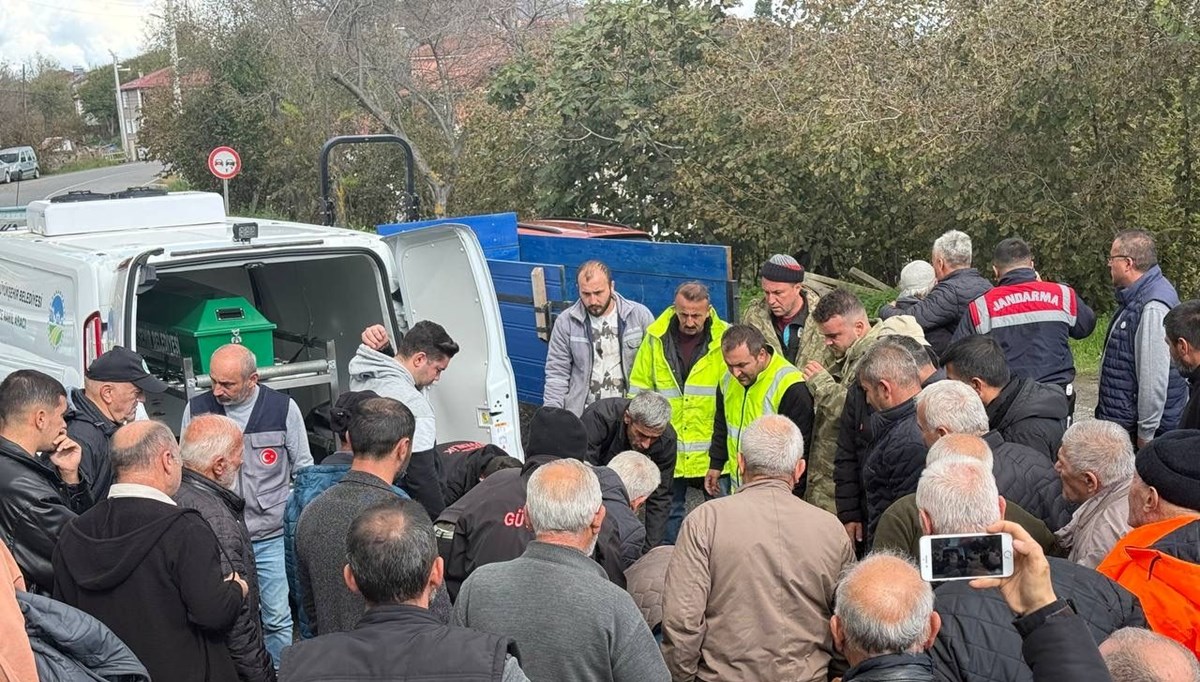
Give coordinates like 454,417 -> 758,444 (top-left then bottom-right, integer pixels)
0,146 -> 39,183
0,190 -> 522,456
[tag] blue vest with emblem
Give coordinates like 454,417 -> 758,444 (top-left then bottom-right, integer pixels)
190,386 -> 292,540
1097,265 -> 1188,435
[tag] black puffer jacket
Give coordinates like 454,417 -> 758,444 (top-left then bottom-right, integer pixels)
19,591 -> 150,681
0,436 -> 91,594
173,469 -> 276,682
984,431 -> 1072,533
880,268 -> 993,357
65,388 -> 119,505
986,379 -> 1069,460
931,557 -> 1144,682
862,399 -> 928,541
836,370 -> 944,526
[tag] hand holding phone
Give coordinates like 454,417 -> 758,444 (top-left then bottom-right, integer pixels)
919,531 -> 1014,583
967,520 -> 1057,616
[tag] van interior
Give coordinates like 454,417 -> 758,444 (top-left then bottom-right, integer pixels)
136,250 -> 396,459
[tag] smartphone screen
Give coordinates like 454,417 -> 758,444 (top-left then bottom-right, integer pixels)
925,534 -> 1009,580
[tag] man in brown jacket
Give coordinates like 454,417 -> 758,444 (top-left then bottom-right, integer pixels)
662,414 -> 855,681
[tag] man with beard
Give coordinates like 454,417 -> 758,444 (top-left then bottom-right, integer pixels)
174,414 -> 275,682
543,260 -> 654,416
182,344 -> 313,668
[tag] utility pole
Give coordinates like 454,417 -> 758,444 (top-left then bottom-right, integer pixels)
167,0 -> 182,111
111,51 -> 130,160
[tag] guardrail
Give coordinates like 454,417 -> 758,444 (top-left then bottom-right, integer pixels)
0,206 -> 27,232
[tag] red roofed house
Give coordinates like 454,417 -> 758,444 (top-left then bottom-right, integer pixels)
118,67 -> 208,156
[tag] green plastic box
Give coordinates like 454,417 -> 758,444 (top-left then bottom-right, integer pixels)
137,291 -> 277,373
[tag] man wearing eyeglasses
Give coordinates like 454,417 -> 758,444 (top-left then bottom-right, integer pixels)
1096,230 -> 1189,449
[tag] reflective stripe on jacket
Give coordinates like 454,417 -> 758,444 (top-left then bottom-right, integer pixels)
628,307 -> 729,479
720,352 -> 804,481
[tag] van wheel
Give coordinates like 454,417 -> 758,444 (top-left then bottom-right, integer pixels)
2,171 -> 8,184
31,168 -> 39,179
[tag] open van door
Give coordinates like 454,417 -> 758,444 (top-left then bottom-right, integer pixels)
381,224 -> 523,457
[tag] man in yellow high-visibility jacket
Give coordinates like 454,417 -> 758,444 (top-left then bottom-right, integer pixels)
629,282 -> 729,545
706,325 -> 814,498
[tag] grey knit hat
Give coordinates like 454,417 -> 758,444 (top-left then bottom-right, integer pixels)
760,254 -> 805,283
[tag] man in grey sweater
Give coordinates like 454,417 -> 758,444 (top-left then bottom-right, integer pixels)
295,397 -> 414,635
452,459 -> 669,682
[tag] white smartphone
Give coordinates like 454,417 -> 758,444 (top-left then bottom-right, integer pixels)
919,532 -> 1014,582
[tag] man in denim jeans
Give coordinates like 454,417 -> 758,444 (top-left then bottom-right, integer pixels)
182,344 -> 313,667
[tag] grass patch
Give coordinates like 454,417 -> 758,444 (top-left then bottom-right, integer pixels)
162,176 -> 192,192
1069,313 -> 1108,377
50,156 -> 122,175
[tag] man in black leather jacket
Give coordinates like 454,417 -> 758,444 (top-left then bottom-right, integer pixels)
0,370 -> 90,594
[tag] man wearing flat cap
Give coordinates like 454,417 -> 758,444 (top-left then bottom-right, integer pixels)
742,254 -> 826,368
1099,429 -> 1200,657
66,346 -> 168,505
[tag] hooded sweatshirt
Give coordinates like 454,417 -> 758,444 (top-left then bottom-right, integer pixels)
348,344 -> 445,518
52,497 -> 243,682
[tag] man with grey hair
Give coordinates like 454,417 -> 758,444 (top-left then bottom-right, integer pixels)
1054,420 -> 1135,568
182,343 -> 313,665
855,342 -> 928,541
663,415 -> 854,681
1100,627 -> 1200,682
924,450 -> 1145,682
453,458 -> 668,682
1098,229 -> 1188,447
582,393 -> 677,551
881,229 -> 992,356
174,414 -> 274,682
600,451 -> 661,567
872,434 -> 1059,561
915,380 -> 1069,531
53,420 -> 248,682
831,552 -> 940,681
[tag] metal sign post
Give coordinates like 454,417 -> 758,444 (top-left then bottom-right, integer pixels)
207,146 -> 242,214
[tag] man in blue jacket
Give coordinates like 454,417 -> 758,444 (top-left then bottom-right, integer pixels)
1096,229 -> 1188,448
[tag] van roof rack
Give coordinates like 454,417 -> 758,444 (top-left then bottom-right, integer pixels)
50,190 -> 111,203
111,186 -> 169,199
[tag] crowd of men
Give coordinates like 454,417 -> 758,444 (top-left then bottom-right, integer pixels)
0,227 -> 1198,681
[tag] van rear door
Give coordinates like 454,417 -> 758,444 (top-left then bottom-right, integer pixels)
381,224 -> 522,457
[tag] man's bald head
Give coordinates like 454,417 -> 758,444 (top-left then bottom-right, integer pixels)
926,433 -> 993,469
833,552 -> 939,665
208,344 -> 258,405
111,420 -> 180,493
180,414 -> 244,488
1100,627 -> 1200,682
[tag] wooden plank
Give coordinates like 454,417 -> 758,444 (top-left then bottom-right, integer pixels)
849,267 -> 891,291
804,272 -> 878,295
531,267 -> 550,342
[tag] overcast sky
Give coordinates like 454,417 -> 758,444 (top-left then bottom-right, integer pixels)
1,0 -> 158,72
1,0 -> 759,74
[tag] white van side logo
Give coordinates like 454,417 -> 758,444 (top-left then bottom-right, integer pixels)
47,292 -> 66,349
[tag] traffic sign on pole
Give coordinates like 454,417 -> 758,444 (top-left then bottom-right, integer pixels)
208,146 -> 241,214
208,146 -> 241,180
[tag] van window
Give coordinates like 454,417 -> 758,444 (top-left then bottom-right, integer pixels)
0,153 -> 16,163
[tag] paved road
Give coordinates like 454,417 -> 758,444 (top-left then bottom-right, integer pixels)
0,161 -> 165,207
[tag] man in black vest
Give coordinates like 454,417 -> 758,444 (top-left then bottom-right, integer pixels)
181,343 -> 313,668
282,499 -> 526,682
